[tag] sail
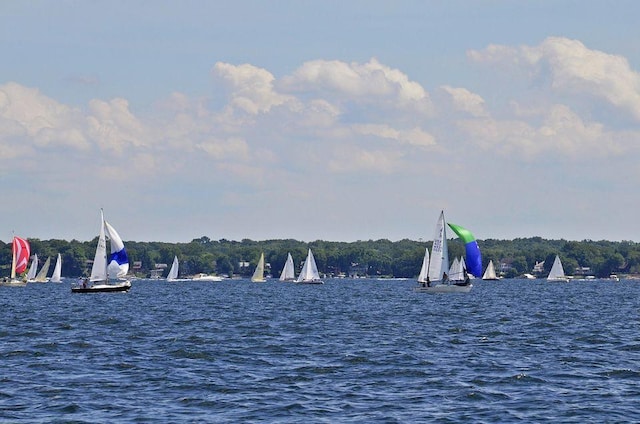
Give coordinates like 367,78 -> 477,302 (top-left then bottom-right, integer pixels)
482,260 -> 498,280
50,254 -> 62,283
296,248 -> 321,282
428,211 -> 449,282
12,236 -> 31,277
35,256 -> 51,282
90,212 -> 108,282
447,222 -> 482,278
547,255 -> 566,280
280,253 -> 295,281
449,257 -> 461,281
251,253 -> 265,282
167,256 -> 179,281
26,254 -> 38,281
417,248 -> 430,283
104,219 -> 129,278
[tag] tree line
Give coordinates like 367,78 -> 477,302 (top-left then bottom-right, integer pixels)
1,236 -> 637,279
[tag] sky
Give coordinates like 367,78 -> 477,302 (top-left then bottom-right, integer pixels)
1,1 -> 640,243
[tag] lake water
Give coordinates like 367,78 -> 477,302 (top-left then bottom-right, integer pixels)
1,278 -> 639,423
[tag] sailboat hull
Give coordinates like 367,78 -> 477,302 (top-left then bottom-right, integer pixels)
71,281 -> 131,293
414,283 -> 473,293
1,279 -> 27,287
295,280 -> 324,285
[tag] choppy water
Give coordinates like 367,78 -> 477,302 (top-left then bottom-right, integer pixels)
1,278 -> 639,423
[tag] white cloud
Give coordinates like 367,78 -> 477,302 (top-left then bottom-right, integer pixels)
212,62 -> 295,115
352,124 -> 436,148
468,37 -> 640,121
439,85 -> 488,117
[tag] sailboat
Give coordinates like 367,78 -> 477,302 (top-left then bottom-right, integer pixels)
415,210 -> 481,293
295,248 -> 324,284
50,254 -> 62,283
2,236 -> 30,287
34,256 -> 51,282
166,256 -> 184,282
71,210 -> 132,293
416,247 -> 430,284
482,260 -> 500,280
547,255 -> 569,282
279,252 -> 296,281
26,254 -> 38,282
251,252 -> 266,282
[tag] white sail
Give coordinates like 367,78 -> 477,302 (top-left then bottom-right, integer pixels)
296,248 -> 322,283
280,253 -> 295,281
427,211 -> 449,282
26,254 -> 38,281
35,256 -> 51,282
547,255 -> 568,282
90,212 -> 108,282
482,260 -> 498,280
251,253 -> 266,282
167,256 -> 179,281
104,220 -> 129,278
449,257 -> 461,281
417,248 -> 430,283
50,254 -> 62,283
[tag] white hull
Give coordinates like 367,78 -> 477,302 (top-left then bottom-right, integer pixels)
414,283 -> 473,293
71,280 -> 131,293
191,274 -> 223,282
1,279 -> 27,287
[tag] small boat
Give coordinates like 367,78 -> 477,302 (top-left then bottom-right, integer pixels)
609,274 -> 620,282
279,252 -> 296,282
251,252 -> 266,282
295,248 -> 324,284
191,273 -> 223,282
166,256 -> 190,282
26,254 -> 38,282
482,260 -> 500,280
415,210 -> 481,293
547,255 -> 569,282
34,256 -> 51,282
1,236 -> 30,287
71,210 -> 131,293
49,253 -> 62,283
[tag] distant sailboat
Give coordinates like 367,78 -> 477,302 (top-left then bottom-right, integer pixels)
26,254 -> 38,282
415,210 -> 480,293
166,256 -> 180,282
71,210 -> 131,293
417,247 -> 430,284
482,260 -> 499,280
547,255 -> 569,282
50,254 -> 62,283
34,256 -> 51,282
279,252 -> 296,281
251,253 -> 266,282
295,248 -> 323,284
2,236 -> 30,287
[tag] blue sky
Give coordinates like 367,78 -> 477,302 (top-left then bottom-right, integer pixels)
1,1 -> 640,243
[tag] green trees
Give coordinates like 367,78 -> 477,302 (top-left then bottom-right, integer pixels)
1,236 -> 639,279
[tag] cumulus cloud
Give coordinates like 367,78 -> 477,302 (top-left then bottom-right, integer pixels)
468,36 -> 640,121
439,86 -> 488,117
352,124 -> 436,148
281,58 -> 433,114
213,62 -> 295,115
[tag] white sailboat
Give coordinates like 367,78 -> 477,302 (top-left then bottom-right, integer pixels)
295,248 -> 324,284
482,260 -> 499,280
166,256 -> 181,282
26,254 -> 38,282
547,255 -> 569,282
72,210 -> 131,293
279,252 -> 296,281
2,236 -> 30,287
50,254 -> 62,283
417,247 -> 430,284
251,252 -> 266,282
415,210 -> 474,293
34,256 -> 51,282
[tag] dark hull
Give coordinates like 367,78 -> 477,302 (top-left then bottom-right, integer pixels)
71,282 -> 131,293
